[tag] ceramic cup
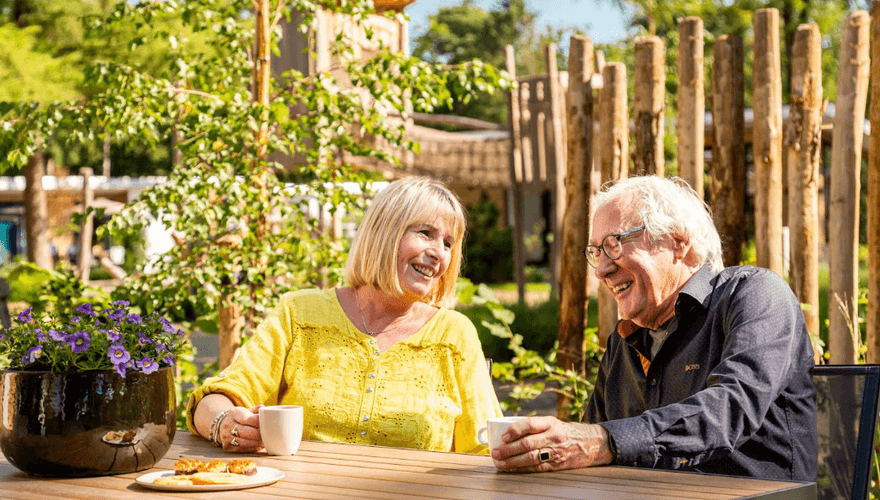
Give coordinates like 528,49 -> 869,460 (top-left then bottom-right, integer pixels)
477,416 -> 529,452
259,405 -> 303,455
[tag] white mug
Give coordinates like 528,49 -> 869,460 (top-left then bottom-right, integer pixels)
477,416 -> 529,452
259,405 -> 303,455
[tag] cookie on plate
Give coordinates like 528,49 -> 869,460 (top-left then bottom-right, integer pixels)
174,458 -> 202,475
190,472 -> 251,485
228,459 -> 257,476
197,459 -> 228,473
155,474 -> 194,486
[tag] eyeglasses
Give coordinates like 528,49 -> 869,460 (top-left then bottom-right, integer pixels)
584,225 -> 646,268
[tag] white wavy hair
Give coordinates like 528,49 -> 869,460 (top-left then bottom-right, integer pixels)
591,176 -> 724,274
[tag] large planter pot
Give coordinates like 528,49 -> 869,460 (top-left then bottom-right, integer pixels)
0,367 -> 176,477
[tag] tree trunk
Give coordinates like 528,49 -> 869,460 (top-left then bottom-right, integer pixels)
829,10 -> 870,365
24,139 -> 51,269
597,62 -> 628,347
676,17 -> 704,199
216,0 -> 273,365
786,24 -> 823,363
868,1 -> 880,364
78,168 -> 94,283
632,36 -> 665,177
752,9 -> 784,276
557,35 -> 593,420
506,45 -> 526,305
710,35 -> 746,268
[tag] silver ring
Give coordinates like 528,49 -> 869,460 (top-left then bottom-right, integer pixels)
231,424 -> 239,437
538,448 -> 551,462
230,437 -> 239,447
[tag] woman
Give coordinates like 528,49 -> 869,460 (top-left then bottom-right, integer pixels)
186,176 -> 501,454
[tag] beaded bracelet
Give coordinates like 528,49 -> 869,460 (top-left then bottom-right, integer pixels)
209,410 -> 229,446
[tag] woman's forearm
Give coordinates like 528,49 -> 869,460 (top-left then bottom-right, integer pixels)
193,393 -> 235,440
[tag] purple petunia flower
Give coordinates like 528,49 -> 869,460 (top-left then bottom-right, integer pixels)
74,303 -> 97,317
70,316 -> 81,324
36,329 -> 47,342
108,344 -> 131,365
126,313 -> 143,325
114,360 -> 127,377
106,329 -> 123,342
137,331 -> 153,345
68,331 -> 91,353
162,355 -> 175,365
160,317 -> 175,333
23,345 -> 42,364
112,300 -> 130,307
107,308 -> 125,321
16,307 -> 32,323
48,329 -> 66,341
137,357 -> 158,375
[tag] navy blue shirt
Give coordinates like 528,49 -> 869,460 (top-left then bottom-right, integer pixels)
586,265 -> 817,481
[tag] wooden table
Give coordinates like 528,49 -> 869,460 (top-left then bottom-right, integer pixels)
0,431 -> 816,499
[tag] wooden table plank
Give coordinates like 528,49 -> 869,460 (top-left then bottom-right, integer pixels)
0,431 -> 816,500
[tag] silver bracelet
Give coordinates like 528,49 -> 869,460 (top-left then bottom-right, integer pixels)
209,410 -> 229,446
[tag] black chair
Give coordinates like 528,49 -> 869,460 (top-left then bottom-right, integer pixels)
813,364 -> 880,500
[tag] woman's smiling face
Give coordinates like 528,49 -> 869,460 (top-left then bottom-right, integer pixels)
396,217 -> 454,300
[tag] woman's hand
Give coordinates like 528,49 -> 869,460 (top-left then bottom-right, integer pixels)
490,417 -> 615,472
219,404 -> 264,453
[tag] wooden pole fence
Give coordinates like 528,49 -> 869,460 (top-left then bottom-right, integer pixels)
752,8 -> 785,276
828,10 -> 870,365
558,35 -> 594,420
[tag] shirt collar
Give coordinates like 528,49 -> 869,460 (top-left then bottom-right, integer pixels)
677,264 -> 716,310
616,264 -> 717,339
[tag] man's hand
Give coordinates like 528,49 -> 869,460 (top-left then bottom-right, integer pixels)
490,417 -> 615,472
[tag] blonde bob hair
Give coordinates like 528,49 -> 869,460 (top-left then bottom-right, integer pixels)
345,176 -> 467,308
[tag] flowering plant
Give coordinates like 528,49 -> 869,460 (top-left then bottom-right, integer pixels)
0,301 -> 188,377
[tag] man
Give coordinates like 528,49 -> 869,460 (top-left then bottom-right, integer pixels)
492,175 -> 816,481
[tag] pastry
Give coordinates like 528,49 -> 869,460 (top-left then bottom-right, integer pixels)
197,459 -> 228,473
228,459 -> 257,476
154,475 -> 194,485
174,458 -> 202,475
190,472 -> 251,485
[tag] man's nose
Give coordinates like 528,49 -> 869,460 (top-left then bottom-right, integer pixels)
594,253 -> 616,278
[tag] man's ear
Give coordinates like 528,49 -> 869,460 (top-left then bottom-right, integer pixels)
671,233 -> 692,261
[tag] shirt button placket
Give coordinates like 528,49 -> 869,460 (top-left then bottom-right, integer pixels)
359,340 -> 380,443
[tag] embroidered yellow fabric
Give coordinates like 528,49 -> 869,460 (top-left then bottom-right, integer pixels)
186,288 -> 502,454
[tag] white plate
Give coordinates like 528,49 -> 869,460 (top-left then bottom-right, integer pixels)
135,467 -> 284,491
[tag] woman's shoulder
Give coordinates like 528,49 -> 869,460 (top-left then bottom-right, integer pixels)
276,288 -> 341,321
424,307 -> 479,343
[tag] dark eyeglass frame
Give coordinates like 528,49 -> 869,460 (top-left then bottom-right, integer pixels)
584,225 -> 646,268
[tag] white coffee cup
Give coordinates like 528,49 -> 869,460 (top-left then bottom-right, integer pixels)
477,416 -> 529,452
259,405 -> 303,455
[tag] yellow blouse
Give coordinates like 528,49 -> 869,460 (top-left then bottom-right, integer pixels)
186,288 -> 501,454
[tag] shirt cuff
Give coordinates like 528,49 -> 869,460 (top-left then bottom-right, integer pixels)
600,418 -> 656,468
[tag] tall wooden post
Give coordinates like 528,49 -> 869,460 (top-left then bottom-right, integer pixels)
633,36 -> 665,177
77,168 -> 94,284
597,62 -> 628,347
677,17 -> 704,198
710,35 -> 746,268
24,139 -> 52,269
558,35 -> 593,420
545,43 -> 567,299
752,9 -> 785,276
786,25 -> 823,361
505,45 -> 526,304
829,10 -> 870,365
869,1 -> 880,363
